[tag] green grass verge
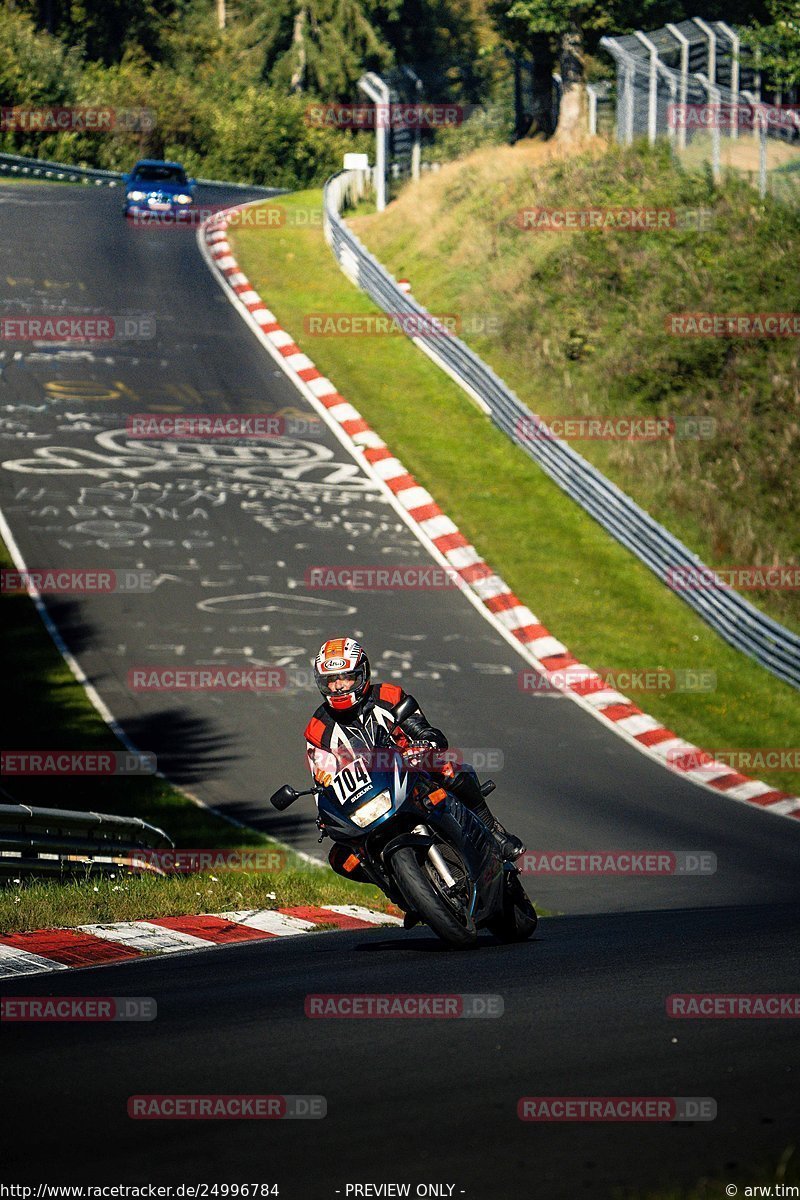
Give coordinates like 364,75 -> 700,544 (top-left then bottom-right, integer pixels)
0,866 -> 395,934
352,141 -> 800,634
230,188 -> 799,796
0,538 -> 391,930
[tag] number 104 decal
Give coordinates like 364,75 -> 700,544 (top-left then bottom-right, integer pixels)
331,758 -> 371,804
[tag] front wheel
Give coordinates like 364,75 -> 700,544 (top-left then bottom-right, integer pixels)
391,844 -> 477,949
488,871 -> 538,943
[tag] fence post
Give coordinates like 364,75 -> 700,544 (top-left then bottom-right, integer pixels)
622,56 -> 636,144
693,17 -> 717,84
634,31 -> 660,145
696,73 -> 721,181
716,21 -> 740,138
358,72 -> 389,212
657,61 -> 679,147
587,84 -> 598,135
666,23 -> 690,151
402,65 -> 423,182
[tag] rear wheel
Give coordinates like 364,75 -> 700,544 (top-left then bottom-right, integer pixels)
488,871 -> 538,943
391,843 -> 477,949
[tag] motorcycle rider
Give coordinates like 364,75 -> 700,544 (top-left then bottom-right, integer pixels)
305,637 -> 525,889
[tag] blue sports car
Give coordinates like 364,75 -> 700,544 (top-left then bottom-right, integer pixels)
122,159 -> 197,219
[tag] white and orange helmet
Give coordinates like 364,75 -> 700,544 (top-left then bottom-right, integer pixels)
313,637 -> 371,712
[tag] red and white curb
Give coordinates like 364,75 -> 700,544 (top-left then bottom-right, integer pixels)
0,905 -> 401,979
198,207 -> 799,823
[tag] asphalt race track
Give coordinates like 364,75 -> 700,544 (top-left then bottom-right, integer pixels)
1,182 -> 799,1197
3,905 -> 799,1196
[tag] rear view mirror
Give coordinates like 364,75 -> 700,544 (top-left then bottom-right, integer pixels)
270,784 -> 299,811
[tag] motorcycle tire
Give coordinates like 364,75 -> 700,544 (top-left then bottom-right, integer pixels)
391,844 -> 478,949
488,871 -> 538,943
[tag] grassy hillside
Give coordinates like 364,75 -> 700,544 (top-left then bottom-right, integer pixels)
352,139 -> 800,632
231,190 -> 799,796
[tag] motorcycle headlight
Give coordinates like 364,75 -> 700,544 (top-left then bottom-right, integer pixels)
350,790 -> 392,828
127,190 -> 146,201
173,193 -> 193,205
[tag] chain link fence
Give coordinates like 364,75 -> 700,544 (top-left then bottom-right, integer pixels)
600,20 -> 800,206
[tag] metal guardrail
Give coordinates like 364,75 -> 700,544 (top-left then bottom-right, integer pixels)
0,150 -> 121,185
323,170 -> 800,689
0,803 -> 173,877
0,150 -> 274,191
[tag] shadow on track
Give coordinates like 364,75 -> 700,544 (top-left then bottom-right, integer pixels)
121,707 -> 240,786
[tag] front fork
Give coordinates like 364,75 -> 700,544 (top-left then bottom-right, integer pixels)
413,823 -> 457,887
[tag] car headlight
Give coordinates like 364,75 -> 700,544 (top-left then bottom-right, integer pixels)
127,190 -> 146,202
173,194 -> 193,204
350,790 -> 392,828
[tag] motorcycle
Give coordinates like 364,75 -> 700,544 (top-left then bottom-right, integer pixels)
269,699 -> 537,949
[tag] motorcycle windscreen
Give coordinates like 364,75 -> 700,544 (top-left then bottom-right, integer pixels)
318,758 -> 413,833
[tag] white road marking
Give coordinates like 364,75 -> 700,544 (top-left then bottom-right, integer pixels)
78,922 -> 216,952
0,945 -> 70,978
215,910 -> 318,935
323,905 -> 403,926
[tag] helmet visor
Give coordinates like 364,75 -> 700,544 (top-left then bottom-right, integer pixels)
317,664 -> 367,700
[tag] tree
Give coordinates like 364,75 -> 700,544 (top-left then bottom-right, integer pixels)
491,0 -> 612,137
746,0 -> 800,90
488,0 -> 555,136
240,0 -> 395,99
0,8 -> 79,111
